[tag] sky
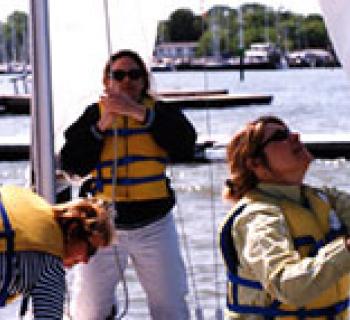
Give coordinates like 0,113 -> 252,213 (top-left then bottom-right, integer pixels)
0,0 -> 322,22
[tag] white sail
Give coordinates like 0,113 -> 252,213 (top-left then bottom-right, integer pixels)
49,0 -> 167,152
318,0 -> 350,79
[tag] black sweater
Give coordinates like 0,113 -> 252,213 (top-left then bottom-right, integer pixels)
60,102 -> 197,228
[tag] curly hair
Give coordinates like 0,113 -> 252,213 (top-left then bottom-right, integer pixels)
224,116 -> 287,201
53,198 -> 114,247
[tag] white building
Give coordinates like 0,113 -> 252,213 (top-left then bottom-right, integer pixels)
153,42 -> 198,60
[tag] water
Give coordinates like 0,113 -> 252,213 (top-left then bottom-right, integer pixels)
1,68 -> 350,318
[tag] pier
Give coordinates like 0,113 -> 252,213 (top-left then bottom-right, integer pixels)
1,134 -> 350,163
0,94 -> 30,115
157,92 -> 273,109
194,133 -> 350,162
0,137 -> 30,161
0,91 -> 273,115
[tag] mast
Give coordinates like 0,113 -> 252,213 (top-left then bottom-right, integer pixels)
29,0 -> 56,203
238,5 -> 245,81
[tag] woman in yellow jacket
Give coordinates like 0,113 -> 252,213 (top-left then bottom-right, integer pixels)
60,49 -> 196,319
219,116 -> 350,319
0,185 -> 113,319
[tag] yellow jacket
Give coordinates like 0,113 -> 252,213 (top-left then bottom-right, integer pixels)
219,183 -> 350,319
90,98 -> 169,201
0,185 -> 63,258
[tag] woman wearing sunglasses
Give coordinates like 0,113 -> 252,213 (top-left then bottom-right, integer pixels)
219,115 -> 350,319
0,184 -> 113,319
60,49 -> 196,319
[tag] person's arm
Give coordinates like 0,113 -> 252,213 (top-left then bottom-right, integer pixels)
60,103 -> 104,177
30,258 -> 65,319
149,104 -> 197,162
322,186 -> 350,233
234,203 -> 350,307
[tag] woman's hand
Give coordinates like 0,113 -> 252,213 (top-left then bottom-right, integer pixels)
97,89 -> 146,131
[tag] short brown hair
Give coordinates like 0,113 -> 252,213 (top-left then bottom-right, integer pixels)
224,116 -> 287,201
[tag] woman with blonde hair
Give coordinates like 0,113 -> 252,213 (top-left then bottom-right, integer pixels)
219,115 -> 350,319
0,185 -> 113,319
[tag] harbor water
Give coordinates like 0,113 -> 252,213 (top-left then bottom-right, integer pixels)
1,68 -> 350,318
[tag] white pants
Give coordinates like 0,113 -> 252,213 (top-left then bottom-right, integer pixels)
70,213 -> 189,320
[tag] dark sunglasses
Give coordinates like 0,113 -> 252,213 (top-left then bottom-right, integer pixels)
260,128 -> 291,150
110,69 -> 143,81
86,240 -> 97,258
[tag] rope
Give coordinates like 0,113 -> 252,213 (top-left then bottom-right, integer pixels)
205,107 -> 223,320
201,1 -> 223,318
168,167 -> 203,320
103,1 -> 129,319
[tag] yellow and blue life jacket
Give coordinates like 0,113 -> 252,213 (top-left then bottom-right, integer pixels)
90,98 -> 170,202
0,185 -> 63,306
219,187 -> 350,319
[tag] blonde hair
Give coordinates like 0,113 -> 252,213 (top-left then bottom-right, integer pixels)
224,116 -> 286,201
53,198 -> 114,247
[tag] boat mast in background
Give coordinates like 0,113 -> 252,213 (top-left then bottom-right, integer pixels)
29,0 -> 56,202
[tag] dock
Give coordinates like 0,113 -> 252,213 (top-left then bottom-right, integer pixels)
0,137 -> 30,161
157,92 -> 273,109
0,94 -> 31,115
195,133 -> 350,162
2,134 -> 350,163
0,91 -> 273,115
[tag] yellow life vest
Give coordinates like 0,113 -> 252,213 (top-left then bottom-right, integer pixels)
0,185 -> 64,258
90,98 -> 169,202
219,187 -> 350,319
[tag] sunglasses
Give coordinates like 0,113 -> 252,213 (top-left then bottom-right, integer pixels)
260,128 -> 291,150
253,128 -> 291,156
110,69 -> 143,81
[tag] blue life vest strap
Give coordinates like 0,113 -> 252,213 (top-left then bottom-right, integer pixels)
222,203 -> 350,318
293,225 -> 347,257
0,199 -> 15,307
95,156 -> 168,169
227,298 -> 349,318
220,205 -> 246,274
105,127 -> 149,136
92,156 -> 168,194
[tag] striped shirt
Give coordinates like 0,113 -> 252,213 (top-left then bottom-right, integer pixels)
0,251 -> 65,319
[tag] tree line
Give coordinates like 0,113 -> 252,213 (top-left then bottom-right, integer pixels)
0,5 -> 332,64
157,4 -> 333,57
0,11 -> 29,63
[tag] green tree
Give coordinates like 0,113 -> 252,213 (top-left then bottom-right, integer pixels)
3,11 -> 29,62
156,5 -> 331,58
168,9 -> 202,42
299,14 -> 329,48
